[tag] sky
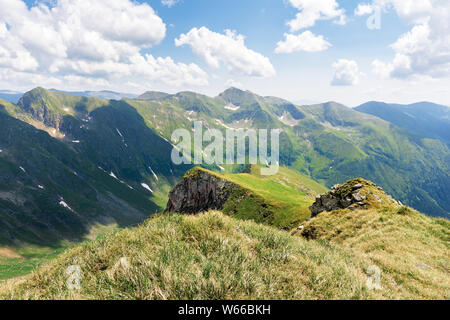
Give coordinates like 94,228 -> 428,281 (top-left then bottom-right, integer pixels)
0,0 -> 449,107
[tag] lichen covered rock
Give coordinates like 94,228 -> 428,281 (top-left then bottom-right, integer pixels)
309,178 -> 401,217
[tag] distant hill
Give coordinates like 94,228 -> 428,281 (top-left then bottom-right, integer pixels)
0,90 -> 23,104
355,101 -> 450,144
137,91 -> 171,101
50,89 -> 138,100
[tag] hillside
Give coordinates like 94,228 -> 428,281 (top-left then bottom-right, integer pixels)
356,101 -> 450,145
1,207 -> 447,300
0,107 -> 158,246
0,91 -> 192,247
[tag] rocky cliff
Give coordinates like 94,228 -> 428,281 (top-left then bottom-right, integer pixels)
165,168 -> 239,214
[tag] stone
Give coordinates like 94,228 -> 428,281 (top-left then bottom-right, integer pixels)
352,183 -> 363,190
165,168 -> 239,214
352,192 -> 366,202
309,178 -> 393,217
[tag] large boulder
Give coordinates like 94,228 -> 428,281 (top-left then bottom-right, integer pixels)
309,178 -> 401,217
165,167 -> 239,214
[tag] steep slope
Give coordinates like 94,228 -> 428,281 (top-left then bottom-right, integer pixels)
356,101 -> 450,144
13,88 -> 191,208
1,208 -> 447,300
165,166 -> 327,229
0,107 -> 159,246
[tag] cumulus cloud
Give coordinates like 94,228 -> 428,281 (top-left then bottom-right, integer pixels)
175,27 -> 276,78
331,59 -> 361,86
367,0 -> 450,79
225,79 -> 244,90
286,0 -> 346,32
354,3 -> 375,16
275,31 -> 332,53
0,0 -> 208,91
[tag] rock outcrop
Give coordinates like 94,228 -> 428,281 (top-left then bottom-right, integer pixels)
165,167 -> 239,214
309,178 -> 401,217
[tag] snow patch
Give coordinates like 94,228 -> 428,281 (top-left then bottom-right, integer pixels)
19,166 -> 26,173
116,128 -> 128,147
141,183 -> 153,193
109,172 -> 118,180
59,197 -> 74,212
214,119 -> 233,129
225,103 -> 240,111
38,185 -> 44,189
148,166 -> 159,181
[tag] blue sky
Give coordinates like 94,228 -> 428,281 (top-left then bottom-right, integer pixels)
2,0 -> 449,106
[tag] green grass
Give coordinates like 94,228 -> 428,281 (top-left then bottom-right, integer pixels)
184,166 -> 327,230
2,210 -> 447,300
0,246 -> 69,280
0,223 -> 121,281
221,166 -> 327,228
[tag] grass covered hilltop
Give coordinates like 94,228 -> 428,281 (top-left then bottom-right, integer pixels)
1,169 -> 448,300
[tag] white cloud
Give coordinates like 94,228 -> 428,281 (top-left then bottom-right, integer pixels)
175,27 -> 276,78
331,59 -> 361,86
0,0 -> 208,91
369,0 -> 450,79
275,31 -> 332,53
286,0 -> 346,32
354,4 -> 375,16
225,79 -> 244,90
162,0 -> 181,7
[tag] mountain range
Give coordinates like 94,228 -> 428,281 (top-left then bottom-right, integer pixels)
356,101 -> 450,145
0,87 -> 449,247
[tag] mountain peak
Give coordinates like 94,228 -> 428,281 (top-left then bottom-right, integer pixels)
137,91 -> 171,101
218,87 -> 258,106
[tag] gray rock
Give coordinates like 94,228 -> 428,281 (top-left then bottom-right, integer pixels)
352,192 -> 366,202
352,183 -> 363,190
165,169 -> 239,214
416,263 -> 432,270
310,180 -> 380,217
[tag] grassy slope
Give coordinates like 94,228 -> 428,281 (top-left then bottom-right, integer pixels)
1,209 -> 447,300
299,208 -> 449,299
192,166 -> 327,229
